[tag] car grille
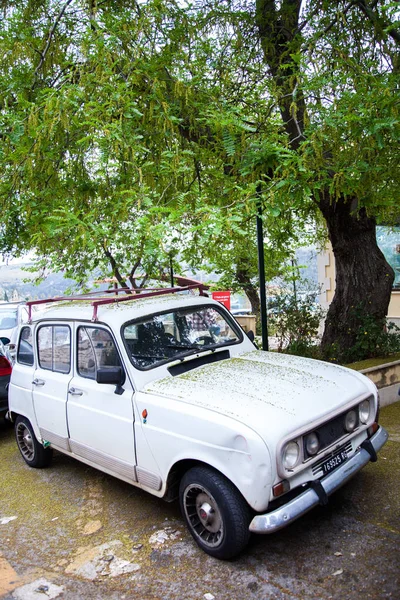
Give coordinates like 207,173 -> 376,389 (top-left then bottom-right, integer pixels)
303,409 -> 360,460
311,440 -> 353,477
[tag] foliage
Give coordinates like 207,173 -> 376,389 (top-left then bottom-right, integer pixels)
0,1 -> 399,358
0,0 -> 322,299
268,289 -> 325,356
325,307 -> 400,364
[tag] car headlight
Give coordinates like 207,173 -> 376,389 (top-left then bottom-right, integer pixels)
359,399 -> 370,424
344,409 -> 357,432
305,432 -> 320,456
282,441 -> 300,469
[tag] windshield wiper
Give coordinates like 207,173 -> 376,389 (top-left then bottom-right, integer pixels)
132,354 -> 168,360
166,343 -> 218,361
166,343 -> 204,351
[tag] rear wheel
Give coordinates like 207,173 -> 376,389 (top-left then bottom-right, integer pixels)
15,416 -> 53,468
179,466 -> 251,559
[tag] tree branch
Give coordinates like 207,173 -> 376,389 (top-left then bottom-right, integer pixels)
128,258 -> 142,289
34,0 -> 74,77
255,0 -> 306,149
356,0 -> 400,47
103,246 -> 129,290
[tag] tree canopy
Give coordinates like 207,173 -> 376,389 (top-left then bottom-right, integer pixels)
0,0 -> 399,359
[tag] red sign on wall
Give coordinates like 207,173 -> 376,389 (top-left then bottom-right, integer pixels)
212,291 -> 231,310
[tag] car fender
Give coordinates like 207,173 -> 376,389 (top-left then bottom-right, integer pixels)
134,391 -> 274,512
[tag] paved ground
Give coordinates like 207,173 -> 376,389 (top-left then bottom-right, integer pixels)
0,402 -> 399,600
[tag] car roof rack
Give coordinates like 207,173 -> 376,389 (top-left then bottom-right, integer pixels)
26,277 -> 209,323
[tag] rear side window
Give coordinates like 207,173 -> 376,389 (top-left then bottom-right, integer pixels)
37,325 -> 71,374
77,327 -> 121,380
17,326 -> 34,366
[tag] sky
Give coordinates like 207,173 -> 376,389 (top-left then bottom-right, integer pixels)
0,253 -> 35,267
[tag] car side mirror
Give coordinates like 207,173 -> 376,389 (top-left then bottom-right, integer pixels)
96,366 -> 125,395
246,330 -> 255,342
246,330 -> 258,348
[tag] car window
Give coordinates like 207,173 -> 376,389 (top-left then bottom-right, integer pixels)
77,327 -> 121,380
123,305 -> 241,370
37,325 -> 71,373
17,326 -> 34,366
54,326 -> 71,373
38,326 -> 53,370
0,309 -> 18,329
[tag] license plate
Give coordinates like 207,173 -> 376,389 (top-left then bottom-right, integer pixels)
322,449 -> 348,475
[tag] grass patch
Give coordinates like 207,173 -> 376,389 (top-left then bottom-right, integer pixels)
345,352 -> 400,371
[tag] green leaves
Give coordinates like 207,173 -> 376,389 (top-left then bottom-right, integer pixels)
0,0 -> 398,315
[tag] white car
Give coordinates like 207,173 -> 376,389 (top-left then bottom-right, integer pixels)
0,301 -> 30,348
7,286 -> 388,559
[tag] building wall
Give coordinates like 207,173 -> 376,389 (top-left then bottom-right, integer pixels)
317,243 -> 400,324
388,292 -> 400,322
317,243 -> 336,309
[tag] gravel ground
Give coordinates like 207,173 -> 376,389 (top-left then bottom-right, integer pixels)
0,402 -> 399,600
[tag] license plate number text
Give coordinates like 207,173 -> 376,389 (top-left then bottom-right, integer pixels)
322,450 -> 348,475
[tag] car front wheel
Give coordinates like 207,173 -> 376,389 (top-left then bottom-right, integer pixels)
179,466 -> 251,559
15,416 -> 53,468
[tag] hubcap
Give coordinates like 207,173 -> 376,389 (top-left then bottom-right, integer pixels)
183,484 -> 223,547
16,423 -> 35,461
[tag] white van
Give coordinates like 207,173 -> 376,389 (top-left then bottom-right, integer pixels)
0,302 -> 29,346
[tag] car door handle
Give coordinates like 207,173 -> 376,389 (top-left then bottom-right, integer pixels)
68,387 -> 83,396
32,379 -> 45,386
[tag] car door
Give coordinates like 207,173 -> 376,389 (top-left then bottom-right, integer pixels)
32,323 -> 72,451
66,324 -> 137,482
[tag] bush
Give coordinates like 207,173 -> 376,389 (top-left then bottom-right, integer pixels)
268,291 -> 325,357
343,313 -> 400,363
285,339 -> 322,359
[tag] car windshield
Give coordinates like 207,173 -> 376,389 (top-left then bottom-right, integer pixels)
123,305 -> 241,369
0,309 -> 18,330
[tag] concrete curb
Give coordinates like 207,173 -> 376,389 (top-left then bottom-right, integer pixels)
376,383 -> 400,407
361,359 -> 400,407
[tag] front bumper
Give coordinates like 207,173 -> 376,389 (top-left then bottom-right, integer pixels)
249,425 -> 388,534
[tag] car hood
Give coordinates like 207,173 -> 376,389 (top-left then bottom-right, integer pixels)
144,350 -> 375,440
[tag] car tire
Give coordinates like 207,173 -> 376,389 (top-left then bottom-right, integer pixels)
15,416 -> 53,468
179,466 -> 251,559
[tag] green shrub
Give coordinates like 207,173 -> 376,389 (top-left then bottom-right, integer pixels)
344,313 -> 400,363
285,339 -> 322,359
268,291 -> 325,356
322,304 -> 400,364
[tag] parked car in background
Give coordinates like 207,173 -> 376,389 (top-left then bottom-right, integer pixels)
0,340 -> 12,418
230,307 -> 252,316
230,295 -> 252,316
0,302 -> 30,360
7,285 -> 388,559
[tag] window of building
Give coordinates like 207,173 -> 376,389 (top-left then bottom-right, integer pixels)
377,226 -> 400,290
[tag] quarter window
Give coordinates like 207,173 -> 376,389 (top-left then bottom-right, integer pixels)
77,327 -> 121,380
17,326 -> 34,366
37,325 -> 71,374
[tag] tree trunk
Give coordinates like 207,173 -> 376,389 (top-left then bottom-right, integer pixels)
255,1 -> 396,361
319,195 -> 394,361
235,268 -> 261,318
